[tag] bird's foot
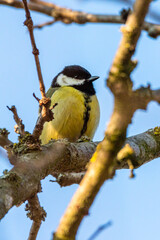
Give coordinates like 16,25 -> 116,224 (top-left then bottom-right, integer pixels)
77,135 -> 92,142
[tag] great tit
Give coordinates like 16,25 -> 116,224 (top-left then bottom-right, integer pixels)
40,65 -> 100,144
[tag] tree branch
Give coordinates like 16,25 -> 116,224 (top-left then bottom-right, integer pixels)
21,0 -> 57,140
0,129 -> 13,148
51,172 -> 86,187
0,1 -> 159,239
0,127 -> 160,220
22,0 -> 45,98
54,0 -> 152,239
87,220 -> 112,240
26,194 -> 46,240
7,105 -> 25,136
0,0 -> 159,38
34,19 -> 56,29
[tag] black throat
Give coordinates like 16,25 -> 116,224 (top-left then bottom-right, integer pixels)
52,80 -> 96,96
71,82 -> 96,96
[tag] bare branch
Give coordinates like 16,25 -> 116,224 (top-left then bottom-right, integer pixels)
22,0 -> 45,98
143,22 -> 160,39
32,103 -> 57,140
0,0 -> 159,38
51,172 -> 85,187
54,0 -> 152,239
34,19 -> 56,29
21,0 -> 57,140
7,105 -> 25,136
88,221 -> 112,240
0,129 -> 13,148
26,194 -> 46,240
0,127 -> 160,220
0,129 -> 18,165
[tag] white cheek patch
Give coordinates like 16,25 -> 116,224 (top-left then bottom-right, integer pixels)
57,74 -> 85,86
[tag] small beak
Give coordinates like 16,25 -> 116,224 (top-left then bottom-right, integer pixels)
87,76 -> 99,82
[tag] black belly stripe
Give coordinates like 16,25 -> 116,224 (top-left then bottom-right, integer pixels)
80,94 -> 91,137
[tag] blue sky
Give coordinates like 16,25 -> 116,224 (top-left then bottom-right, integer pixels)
0,0 -> 160,239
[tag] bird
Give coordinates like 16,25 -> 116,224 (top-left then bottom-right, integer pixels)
40,65 -> 100,144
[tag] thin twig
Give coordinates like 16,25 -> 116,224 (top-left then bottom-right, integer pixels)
32,102 -> 57,140
22,0 -> 56,140
26,194 -> 46,240
87,221 -> 112,240
7,105 -> 25,136
0,0 -> 160,38
22,0 -> 45,98
34,19 -> 56,29
33,92 -> 40,103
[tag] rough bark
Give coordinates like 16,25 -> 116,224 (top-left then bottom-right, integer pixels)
1,128 -> 160,220
54,0 -> 152,239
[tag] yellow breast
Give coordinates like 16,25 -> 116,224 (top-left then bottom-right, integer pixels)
40,86 -> 100,144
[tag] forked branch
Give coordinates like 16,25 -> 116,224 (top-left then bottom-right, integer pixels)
54,0 -> 152,239
0,0 -> 160,38
0,127 -> 160,221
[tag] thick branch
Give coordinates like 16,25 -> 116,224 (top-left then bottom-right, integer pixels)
0,128 -> 160,220
54,0 -> 152,239
0,0 -> 159,38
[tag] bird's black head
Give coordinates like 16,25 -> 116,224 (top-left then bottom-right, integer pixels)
51,65 -> 99,95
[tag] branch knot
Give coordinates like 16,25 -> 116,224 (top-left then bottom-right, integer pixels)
32,48 -> 39,55
24,17 -> 33,29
